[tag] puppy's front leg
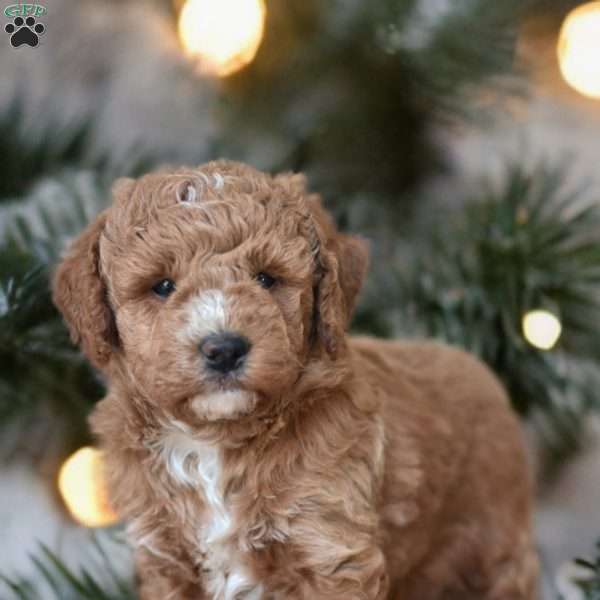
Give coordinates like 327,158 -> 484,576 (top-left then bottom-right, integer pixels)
135,547 -> 205,600
279,532 -> 388,600
306,546 -> 389,600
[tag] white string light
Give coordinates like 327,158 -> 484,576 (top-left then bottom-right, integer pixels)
558,2 -> 600,99
522,309 -> 562,350
58,447 -> 118,528
178,0 -> 266,77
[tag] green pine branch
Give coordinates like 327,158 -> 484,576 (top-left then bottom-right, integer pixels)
0,95 -> 95,201
0,537 -> 136,600
395,162 -> 600,467
0,91 -> 155,204
573,541 -> 600,600
557,541 -> 600,600
0,173 -> 111,461
220,0 -> 531,202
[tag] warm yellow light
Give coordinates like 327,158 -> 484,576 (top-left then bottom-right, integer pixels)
522,309 -> 562,350
58,447 -> 118,528
558,2 -> 600,99
177,0 -> 266,77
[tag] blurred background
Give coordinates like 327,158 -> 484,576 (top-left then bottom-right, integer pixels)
1,0 -> 600,598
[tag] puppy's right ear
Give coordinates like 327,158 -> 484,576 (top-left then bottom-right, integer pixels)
52,211 -> 118,369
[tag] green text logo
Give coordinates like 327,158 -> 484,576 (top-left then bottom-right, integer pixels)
4,3 -> 46,18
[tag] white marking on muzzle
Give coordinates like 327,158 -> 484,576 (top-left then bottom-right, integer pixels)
180,289 -> 227,343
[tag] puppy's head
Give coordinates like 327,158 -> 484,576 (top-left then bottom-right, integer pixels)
53,161 -> 368,424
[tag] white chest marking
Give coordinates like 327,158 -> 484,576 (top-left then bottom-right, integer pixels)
158,426 -> 263,600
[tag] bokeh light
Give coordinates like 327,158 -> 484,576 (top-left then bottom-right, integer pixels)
558,2 -> 600,99
522,309 -> 562,350
58,447 -> 118,528
178,0 -> 266,77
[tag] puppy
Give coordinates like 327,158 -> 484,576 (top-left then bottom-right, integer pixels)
53,161 -> 538,600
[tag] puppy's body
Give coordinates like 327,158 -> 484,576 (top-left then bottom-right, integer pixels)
355,339 -> 537,599
54,161 -> 537,599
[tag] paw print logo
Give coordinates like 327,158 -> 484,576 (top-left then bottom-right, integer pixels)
5,16 -> 45,48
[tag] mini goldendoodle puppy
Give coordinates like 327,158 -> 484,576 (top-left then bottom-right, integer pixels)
53,161 -> 538,600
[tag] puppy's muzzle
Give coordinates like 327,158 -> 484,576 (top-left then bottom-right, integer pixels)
199,332 -> 250,374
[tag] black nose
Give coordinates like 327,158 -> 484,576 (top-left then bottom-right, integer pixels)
199,333 -> 250,374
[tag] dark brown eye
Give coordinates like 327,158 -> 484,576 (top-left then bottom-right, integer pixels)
256,272 -> 276,289
152,279 -> 176,298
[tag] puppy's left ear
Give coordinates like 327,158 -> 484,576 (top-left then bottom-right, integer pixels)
307,197 -> 369,357
330,232 -> 370,319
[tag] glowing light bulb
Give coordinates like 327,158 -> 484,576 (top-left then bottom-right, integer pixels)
558,2 -> 600,99
522,309 -> 562,350
58,447 -> 118,528
177,0 -> 266,77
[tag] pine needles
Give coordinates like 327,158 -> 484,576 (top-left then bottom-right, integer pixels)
0,537 -> 135,600
574,541 -> 600,600
0,180 -> 106,462
398,163 -> 600,466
